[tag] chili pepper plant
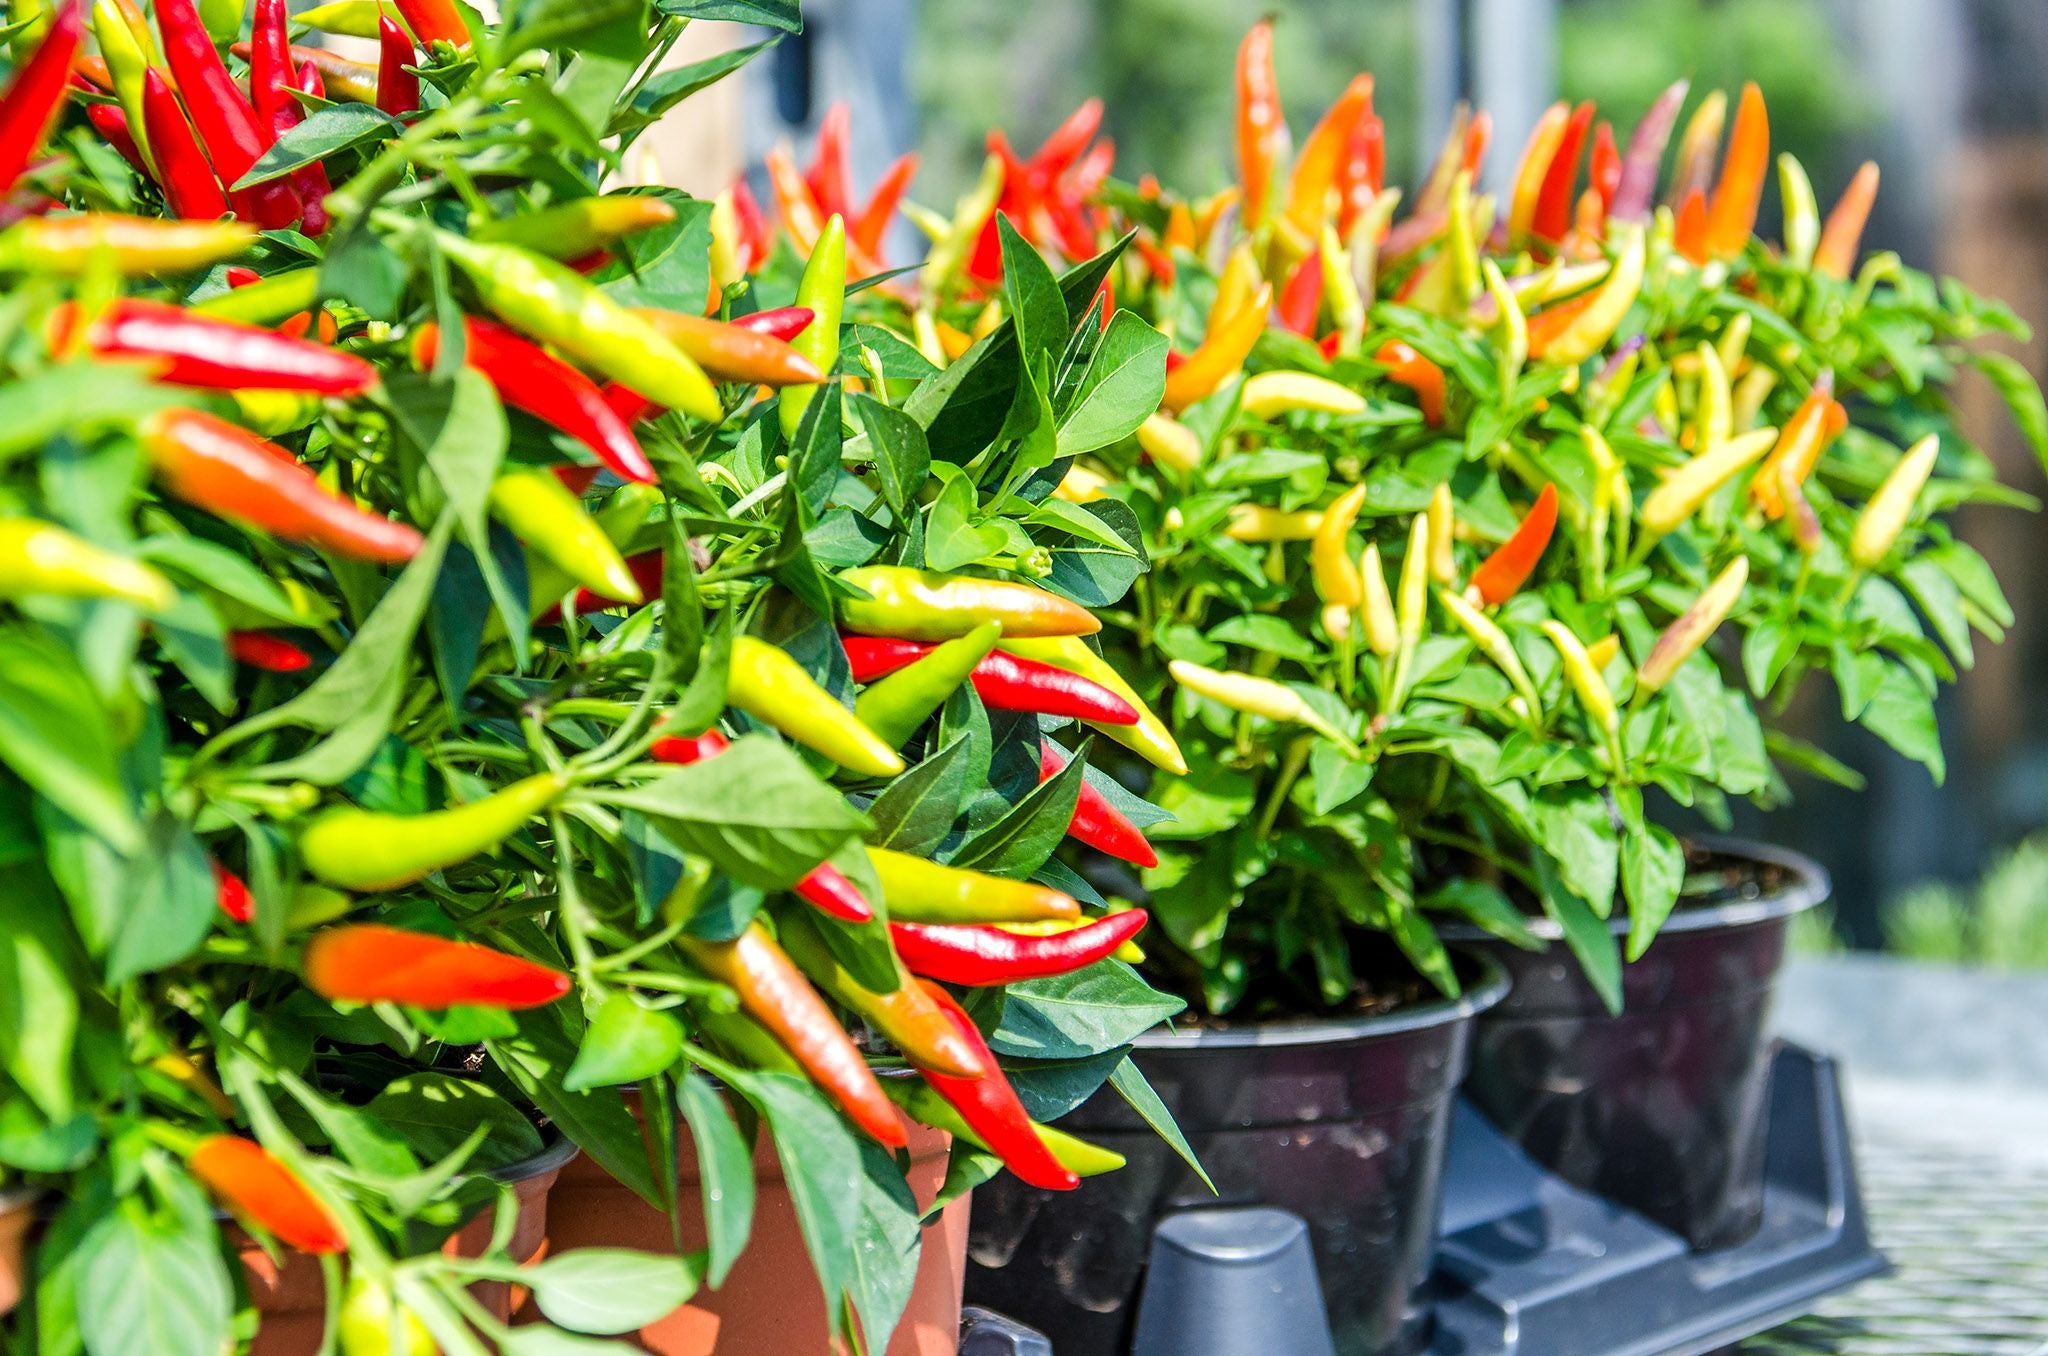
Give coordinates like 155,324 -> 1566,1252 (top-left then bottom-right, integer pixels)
0,2 -> 1190,1353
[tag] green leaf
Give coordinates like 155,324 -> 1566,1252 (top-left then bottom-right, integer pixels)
946,744 -> 1085,877
864,736 -> 970,857
1420,878 -> 1542,950
1538,861 -> 1621,1014
105,815 -> 215,986
924,462 -> 1005,572
1973,350 -> 2048,478
0,865 -> 81,1119
499,0 -> 643,56
732,1071 -> 858,1335
678,1071 -> 754,1288
1622,825 -> 1685,961
563,995 -> 685,1091
990,963 -> 1184,1060
1000,214 -> 1068,364
528,1250 -> 703,1335
75,1190 -> 232,1356
364,1072 -> 544,1171
1108,1057 -> 1213,1191
851,391 -> 932,518
845,1139 -> 923,1353
489,1008 -> 660,1207
1860,661 -> 1945,782
234,105 -> 397,189
611,38 -> 779,135
0,364 -> 174,464
593,194 -> 716,315
0,625 -> 138,850
654,0 -> 800,30
1056,311 -> 1168,456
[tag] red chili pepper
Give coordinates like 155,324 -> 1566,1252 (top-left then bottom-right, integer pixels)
1037,740 -> 1157,868
375,16 -> 419,117
189,1136 -> 345,1254
649,728 -> 874,923
1704,82 -> 1768,259
893,911 -> 1148,988
304,924 -> 570,1009
0,0 -> 84,199
1235,18 -> 1286,231
730,174 -> 768,271
910,983 -> 1078,1191
733,306 -> 813,343
141,70 -> 230,221
82,101 -> 147,176
1587,121 -> 1621,217
229,629 -> 311,671
1277,248 -> 1323,337
224,266 -> 262,288
841,634 -> 1138,726
556,548 -> 663,615
213,860 -> 254,922
54,298 -> 376,394
277,308 -> 338,344
412,318 -> 655,485
141,408 -> 426,563
1533,101 -> 1594,244
1462,110 -> 1492,181
850,152 -> 918,259
1376,340 -> 1446,425
1467,483 -> 1559,605
156,0 -> 300,229
805,100 -> 852,221
393,0 -> 468,47
1673,185 -> 1711,265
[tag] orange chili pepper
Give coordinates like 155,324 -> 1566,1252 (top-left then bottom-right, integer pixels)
1673,185 -> 1711,264
1588,120 -> 1621,215
1532,101 -> 1594,244
1235,19 -> 1287,230
1376,339 -> 1446,425
1467,483 -> 1559,605
1507,101 -> 1570,247
1813,161 -> 1879,279
1750,376 -> 1839,518
1285,74 -> 1374,234
764,143 -> 823,254
1703,82 -> 1769,259
1162,284 -> 1270,412
189,1136 -> 345,1254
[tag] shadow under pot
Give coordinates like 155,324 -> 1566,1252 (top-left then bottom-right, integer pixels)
239,1132 -> 578,1355
0,1185 -> 35,1317
526,1095 -> 967,1355
1445,836 -> 1828,1253
965,952 -> 1509,1356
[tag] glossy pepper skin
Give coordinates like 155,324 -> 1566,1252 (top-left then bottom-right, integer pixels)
1161,285 -> 1268,412
648,727 -> 873,922
1000,636 -> 1187,776
141,409 -> 425,564
892,910 -> 1148,987
1037,740 -> 1158,868
0,517 -> 173,610
911,983 -> 1077,1191
299,772 -> 566,891
0,0 -> 83,198
393,0 -> 468,48
1234,18 -> 1285,230
634,307 -> 826,388
838,565 -> 1098,641
726,635 -> 904,778
841,634 -> 1138,726
1814,162 -> 1879,279
213,860 -> 254,922
779,212 -> 846,440
475,196 -> 678,259
303,924 -> 571,1009
229,630 -> 312,671
230,41 -> 377,104
140,69 -> 230,221
155,0 -> 301,228
374,15 -> 418,117
489,468 -> 643,603
189,1135 -> 346,1253
54,299 -> 377,394
0,213 -> 256,274
853,620 -> 1001,747
870,846 -> 1080,925
775,909 -> 989,1081
1467,483 -> 1559,606
683,925 -> 907,1148
890,1079 -> 1123,1180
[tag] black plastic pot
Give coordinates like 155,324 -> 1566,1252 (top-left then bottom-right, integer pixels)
965,954 -> 1509,1356
1447,836 -> 1828,1252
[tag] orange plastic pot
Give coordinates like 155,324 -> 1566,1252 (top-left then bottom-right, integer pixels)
240,1136 -> 576,1355
0,1186 -> 35,1317
532,1110 -> 968,1355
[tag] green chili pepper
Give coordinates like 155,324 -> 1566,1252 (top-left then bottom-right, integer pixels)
779,212 -> 846,440
192,269 -> 322,325
869,847 -> 1080,924
853,620 -> 1000,747
839,565 -> 1098,641
490,469 -> 643,604
299,772 -> 567,892
727,635 -> 904,778
473,196 -> 678,261
435,233 -> 722,423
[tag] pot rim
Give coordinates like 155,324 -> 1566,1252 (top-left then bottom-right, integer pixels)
489,1128 -> 579,1183
1132,947 -> 1510,1049
1439,834 -> 1830,944
0,1184 -> 36,1215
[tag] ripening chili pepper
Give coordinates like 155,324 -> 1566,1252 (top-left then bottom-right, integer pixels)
213,859 -> 254,922
894,1079 -> 1124,1180
1587,120 -> 1621,216
412,318 -> 655,484
1163,284 -> 1269,412
805,100 -> 853,220
141,409 -> 424,563
228,41 -> 376,104
140,70 -> 230,221
683,925 -> 906,1147
1002,635 -> 1185,774
1169,659 -> 1359,751
1312,483 -> 1368,640
229,629 -> 311,672
1814,161 -> 1879,279
780,212 -> 847,440
0,212 -> 255,273
1276,248 -> 1323,336
850,152 -> 918,258
156,0 -> 301,229
1136,412 -> 1203,472
0,517 -> 172,609
1703,83 -> 1768,259
1285,74 -> 1374,234
1671,90 -> 1727,209
843,635 -> 1139,726
631,307 -> 825,388
1226,504 -> 1322,542
776,909 -> 990,1080
0,0 -> 83,198
338,1275 -> 435,1356
1467,483 -> 1559,606
374,15 -> 417,117
1532,101 -> 1594,244
892,911 -> 1148,989
1672,186 -> 1710,264
1637,556 -> 1748,694
1776,153 -> 1820,270
870,846 -> 1079,925
392,0 -> 466,47
53,298 -> 376,394
1375,340 -> 1446,425
189,1136 -> 345,1254
905,983 -> 1075,1190
1234,18 -> 1286,230
1037,740 -> 1157,868
435,234 -> 722,423
1243,368 -> 1366,423
1850,434 -> 1939,570
1438,590 -> 1543,717
299,772 -> 566,891
1609,79 -> 1688,222
1427,482 -> 1458,584
727,634 -> 904,777
1506,102 -> 1570,248
648,728 -> 873,922
1359,543 -> 1399,658
304,924 -> 570,1009
474,198 -> 678,266
491,469 -> 643,604
838,565 -> 1098,641
854,621 -> 1001,747
1750,375 -> 1837,518
1543,620 -> 1625,768
1527,228 -> 1645,364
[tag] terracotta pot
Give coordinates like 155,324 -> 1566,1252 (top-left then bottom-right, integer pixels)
241,1134 -> 577,1355
533,1112 -> 968,1356
0,1186 -> 36,1317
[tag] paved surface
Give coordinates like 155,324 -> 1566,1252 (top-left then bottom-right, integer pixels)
1740,957 -> 2048,1355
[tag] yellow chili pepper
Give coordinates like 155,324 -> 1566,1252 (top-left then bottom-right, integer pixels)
1439,589 -> 1541,717
1164,285 -> 1271,412
922,154 -> 1004,295
1312,484 -> 1369,639
1168,659 -> 1357,753
1345,187 -> 1402,308
1137,412 -> 1204,473
1530,227 -> 1646,364
1319,223 -> 1366,350
1427,482 -> 1458,584
1225,504 -> 1322,542
1849,434 -> 1939,570
1054,465 -> 1109,504
1638,426 -> 1779,539
1241,371 -> 1366,421
1481,258 -> 1527,393
1777,153 -> 1820,271
1716,311 -> 1752,387
1542,620 -> 1624,769
1210,243 -> 1262,342
1360,542 -> 1400,658
1696,341 -> 1732,454
1585,633 -> 1622,670
1507,102 -> 1571,248
1446,171 -> 1482,308
1387,512 -> 1431,709
1733,366 -> 1777,432
1637,557 -> 1748,694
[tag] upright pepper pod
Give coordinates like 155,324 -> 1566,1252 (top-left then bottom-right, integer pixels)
780,212 -> 846,440
1526,227 -> 1645,364
1638,426 -> 1778,539
1849,434 -> 1940,570
1637,557 -> 1749,694
1702,83 -> 1769,258
189,1136 -> 345,1254
838,565 -> 1098,641
1531,101 -> 1594,245
303,925 -> 571,1009
0,0 -> 83,197
392,0 -> 468,47
156,0 -> 301,228
1814,162 -> 1880,279
1285,74 -> 1374,234
1427,482 -> 1458,584
853,621 -> 1002,747
1311,483 -> 1368,640
1234,18 -> 1287,231
727,635 -> 904,778
1749,376 -> 1840,519
869,847 -> 1080,925
1542,620 -> 1624,770
140,69 -> 230,221
1438,590 -> 1541,718
1609,80 -> 1689,222
0,518 -> 173,610
1506,101 -> 1570,247
1467,483 -> 1558,606
299,773 -> 568,891
1777,153 -> 1820,271
1162,285 -> 1270,412
909,982 -> 1079,1191
374,14 -> 419,117
1387,512 -> 1431,709
1359,542 -> 1399,658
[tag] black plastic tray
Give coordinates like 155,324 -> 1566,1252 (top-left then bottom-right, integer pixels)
966,1043 -> 1885,1356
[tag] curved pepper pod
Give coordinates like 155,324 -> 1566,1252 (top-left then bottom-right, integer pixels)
892,910 -> 1149,987
869,846 -> 1080,925
1037,740 -> 1158,868
305,923 -> 569,1010
1001,635 -> 1186,776
841,633 -> 1139,726
52,299 -> 377,395
1239,370 -> 1367,421
853,620 -> 1001,747
228,629 -> 312,672
0,214 -> 257,276
780,213 -> 847,439
649,727 -> 873,922
838,564 -> 1098,642
213,860 -> 255,922
475,196 -> 679,260
189,1135 -> 346,1254
229,41 -> 378,104
1814,161 -> 1880,280
0,0 -> 84,198
777,909 -> 989,1080
1849,434 -> 1940,570
1525,227 -> 1645,365
1162,285 -> 1269,413
726,635 -> 904,778
1374,340 -> 1447,425
633,307 -> 826,388
684,925 -> 908,1148
392,0 -> 468,47
139,69 -> 230,221
374,14 -> 419,117
1466,483 -> 1559,606
911,983 -> 1077,1191
0,517 -> 174,610
1637,557 -> 1749,695
488,469 -> 643,604
141,409 -> 425,564
299,772 -> 567,892
156,0 -> 301,228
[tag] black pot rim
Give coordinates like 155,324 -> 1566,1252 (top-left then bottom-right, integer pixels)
488,1128 -> 579,1183
1440,834 -> 1829,944
1134,947 -> 1511,1049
